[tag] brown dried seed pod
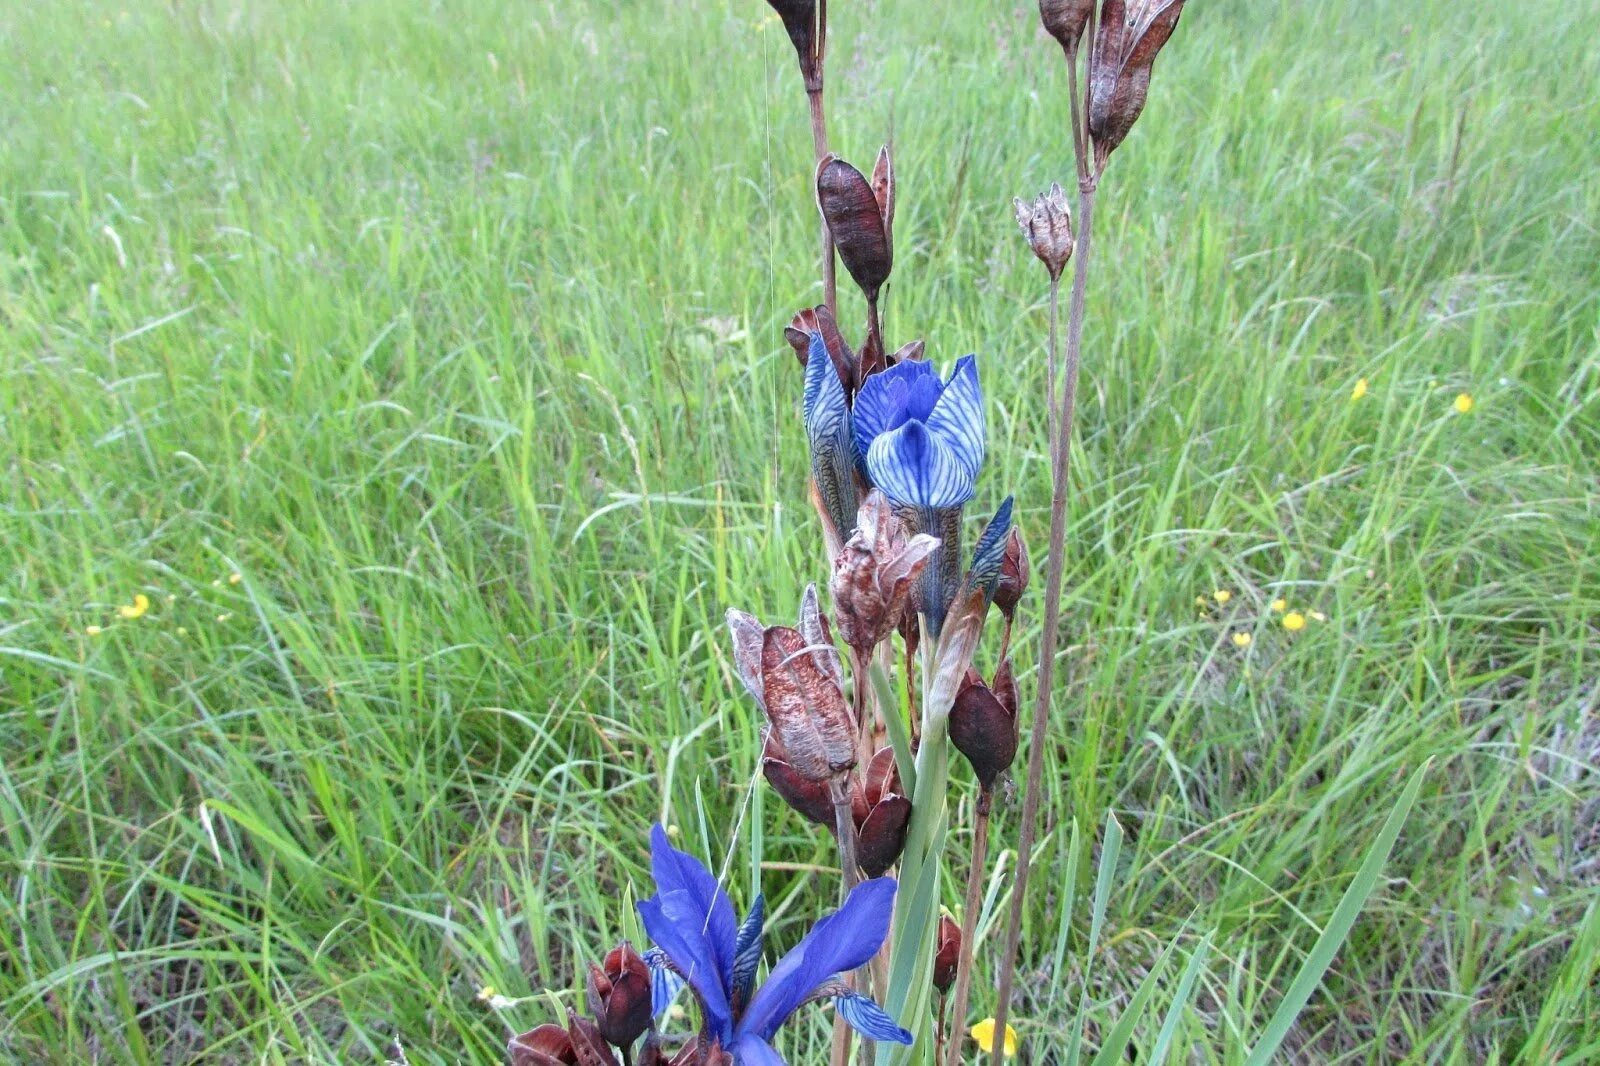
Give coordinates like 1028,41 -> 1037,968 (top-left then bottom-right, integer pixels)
1087,0 -> 1187,166
1013,184 -> 1074,280
760,625 -> 856,781
816,155 -> 893,302
1039,0 -> 1095,53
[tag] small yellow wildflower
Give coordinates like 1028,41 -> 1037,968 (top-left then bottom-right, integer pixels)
970,1019 -> 1018,1058
1194,596 -> 1209,609
176,627 -> 188,636
118,593 -> 150,620
1453,392 -> 1474,414
1231,631 -> 1253,648
211,579 -> 222,588
216,613 -> 233,623
228,572 -> 243,585
476,985 -> 497,1003
85,625 -> 104,636
1212,589 -> 1232,605
1269,598 -> 1287,613
1309,610 -> 1327,622
1351,378 -> 1369,401
1282,612 -> 1307,631
667,824 -> 682,839
165,594 -> 177,604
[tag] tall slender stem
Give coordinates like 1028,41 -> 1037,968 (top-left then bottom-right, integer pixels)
989,183 -> 1097,1065
807,88 -> 838,318
942,789 -> 993,1066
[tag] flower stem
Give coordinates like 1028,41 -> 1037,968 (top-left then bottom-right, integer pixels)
807,87 -> 838,319
942,788 -> 993,1066
989,179 -> 1097,1065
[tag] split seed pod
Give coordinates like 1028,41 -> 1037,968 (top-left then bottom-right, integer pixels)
765,1 -> 821,90
817,152 -> 894,303
852,747 -> 913,878
830,490 -> 941,657
760,619 -> 855,780
1087,0 -> 1187,168
1013,184 -> 1074,281
509,1025 -> 578,1066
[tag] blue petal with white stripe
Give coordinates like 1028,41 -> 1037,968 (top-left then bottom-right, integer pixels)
804,331 -> 859,536
834,992 -> 914,1044
866,420 -> 974,510
643,948 -> 687,1018
925,355 -> 986,480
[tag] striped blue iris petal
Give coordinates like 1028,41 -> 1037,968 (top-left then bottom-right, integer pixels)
925,355 -> 986,480
851,359 -> 940,466
731,894 -> 766,1005
803,332 -> 851,464
968,495 -> 1015,598
833,992 -> 914,1045
643,948 -> 687,1018
866,420 -> 975,510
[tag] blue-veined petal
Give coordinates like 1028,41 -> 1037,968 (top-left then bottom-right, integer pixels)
834,992 -> 914,1045
866,420 -> 975,510
737,878 -> 897,1041
804,332 -> 859,533
967,496 -> 1015,599
851,359 -> 940,464
732,894 -> 766,1006
643,948 -> 687,1018
732,1034 -> 787,1066
925,355 -> 985,480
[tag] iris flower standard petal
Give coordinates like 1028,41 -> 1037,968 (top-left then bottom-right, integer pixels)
924,355 -> 985,480
853,356 -> 987,511
738,877 -> 898,1041
851,360 -> 941,462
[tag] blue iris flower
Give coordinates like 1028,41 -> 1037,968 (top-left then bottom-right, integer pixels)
852,356 -> 986,512
636,825 -> 912,1063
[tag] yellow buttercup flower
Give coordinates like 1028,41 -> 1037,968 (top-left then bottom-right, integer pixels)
1351,378 -> 1369,400
1269,598 -> 1287,613
1309,610 -> 1327,622
1212,589 -> 1231,605
1453,392 -> 1474,414
84,625 -> 104,636
1231,631 -> 1253,648
970,1018 -> 1018,1057
118,593 -> 150,620
476,985 -> 496,1003
228,572 -> 243,585
1282,611 -> 1306,631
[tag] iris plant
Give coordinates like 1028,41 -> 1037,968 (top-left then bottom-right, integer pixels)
637,825 -> 912,1063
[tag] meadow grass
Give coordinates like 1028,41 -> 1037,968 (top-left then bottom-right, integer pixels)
2,0 -> 1597,1061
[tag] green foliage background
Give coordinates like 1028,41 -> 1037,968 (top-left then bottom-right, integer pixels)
2,0 -> 1596,1061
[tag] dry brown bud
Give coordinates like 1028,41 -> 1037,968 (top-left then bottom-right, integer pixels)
765,1 -> 821,90
993,527 -> 1030,619
948,669 -> 1019,790
509,1025 -> 578,1066
854,746 -> 912,877
585,944 -> 653,1050
830,490 -> 940,655
785,305 -> 856,394
1013,184 -> 1074,279
933,915 -> 962,994
1039,0 -> 1095,53
1087,0 -> 1187,168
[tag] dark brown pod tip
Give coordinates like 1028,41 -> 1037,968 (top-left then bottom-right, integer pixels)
1039,0 -> 1096,53
993,527 -> 1030,619
816,155 -> 892,302
509,1025 -> 578,1066
765,1 -> 820,88
857,794 -> 912,877
1087,0 -> 1187,167
585,943 -> 653,1050
933,914 -> 962,994
948,670 -> 1019,790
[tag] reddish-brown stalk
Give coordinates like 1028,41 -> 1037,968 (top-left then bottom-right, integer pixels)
942,788 -> 994,1066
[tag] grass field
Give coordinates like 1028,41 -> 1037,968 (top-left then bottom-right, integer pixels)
3,0 -> 1599,1061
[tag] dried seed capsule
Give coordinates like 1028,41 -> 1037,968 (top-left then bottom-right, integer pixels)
585,944 -> 653,1050
933,915 -> 962,994
948,669 -> 1019,790
1013,184 -> 1074,280
830,491 -> 940,656
1087,0 -> 1188,168
817,154 -> 893,303
1039,0 -> 1095,53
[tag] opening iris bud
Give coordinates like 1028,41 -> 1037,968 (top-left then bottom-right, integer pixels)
933,914 -> 963,994
585,943 -> 653,1050
816,151 -> 894,304
1087,0 -> 1188,169
948,663 -> 1020,790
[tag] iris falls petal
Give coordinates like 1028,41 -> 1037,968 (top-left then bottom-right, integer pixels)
866,420 -> 974,510
834,992 -> 914,1045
